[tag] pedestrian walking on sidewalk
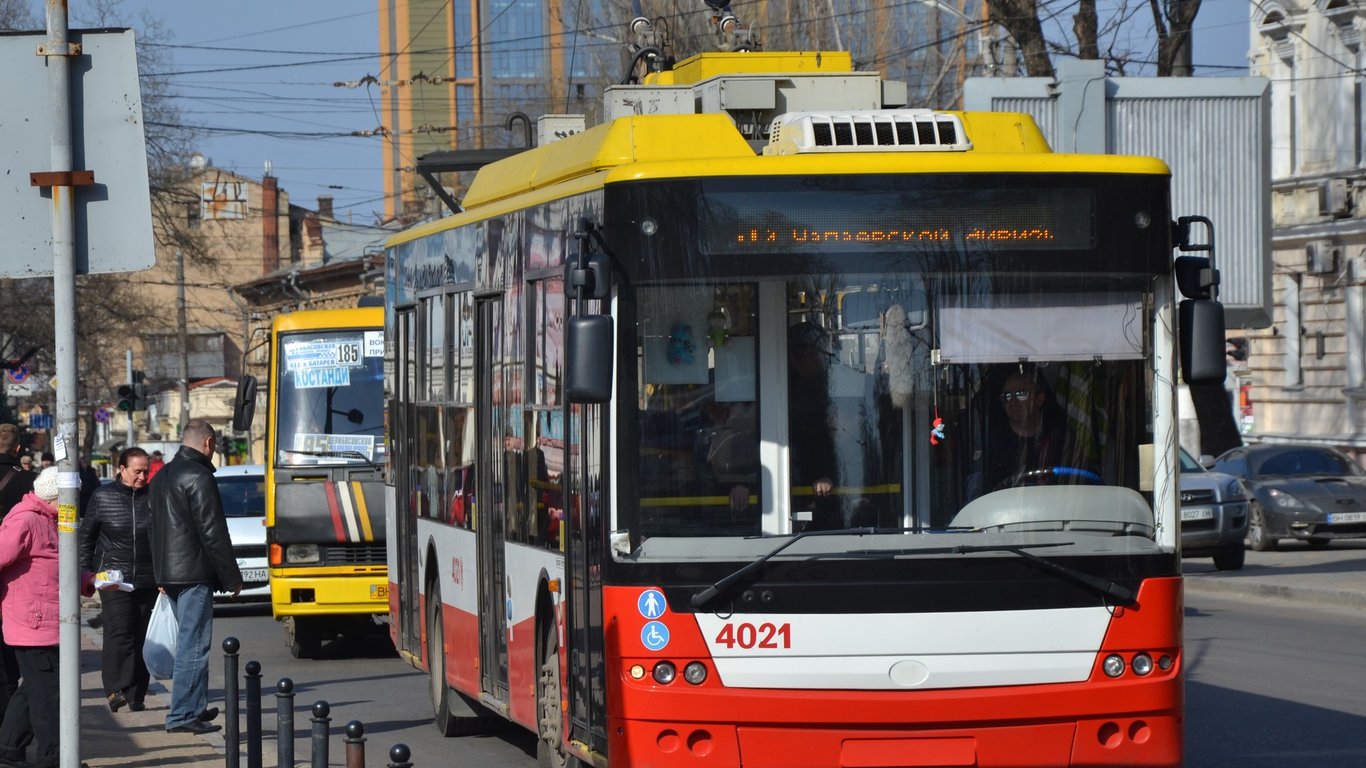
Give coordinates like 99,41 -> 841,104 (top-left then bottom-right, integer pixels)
0,424 -> 35,724
0,467 -> 97,768
148,421 -> 242,735
80,447 -> 156,713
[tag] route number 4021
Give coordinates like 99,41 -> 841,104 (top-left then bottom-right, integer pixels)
713,622 -> 792,649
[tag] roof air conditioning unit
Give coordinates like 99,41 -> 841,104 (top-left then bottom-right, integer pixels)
1318,178 -> 1350,217
1306,239 -> 1341,274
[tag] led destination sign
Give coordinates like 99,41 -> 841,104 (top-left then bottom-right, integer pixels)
735,225 -> 1061,245
702,188 -> 1094,253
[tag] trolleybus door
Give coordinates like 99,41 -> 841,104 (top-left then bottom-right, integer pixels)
394,307 -> 421,655
476,297 -> 511,702
565,387 -> 609,752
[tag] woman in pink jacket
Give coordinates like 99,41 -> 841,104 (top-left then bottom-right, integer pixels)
0,466 -> 94,768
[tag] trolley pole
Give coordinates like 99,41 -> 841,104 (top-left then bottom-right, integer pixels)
38,1 -> 85,766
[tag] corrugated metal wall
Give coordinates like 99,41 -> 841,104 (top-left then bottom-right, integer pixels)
965,67 -> 1272,328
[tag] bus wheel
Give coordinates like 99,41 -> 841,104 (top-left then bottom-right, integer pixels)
427,580 -> 496,736
286,617 -> 322,659
537,623 -> 578,768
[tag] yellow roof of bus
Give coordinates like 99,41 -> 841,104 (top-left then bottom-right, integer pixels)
271,306 -> 382,334
387,71 -> 1170,248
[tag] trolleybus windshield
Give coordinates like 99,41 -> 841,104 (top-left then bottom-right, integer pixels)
612,174 -> 1173,564
275,329 -> 386,466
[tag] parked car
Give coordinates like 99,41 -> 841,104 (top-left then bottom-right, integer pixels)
1178,448 -> 1248,570
1211,443 -> 1366,551
215,464 -> 269,601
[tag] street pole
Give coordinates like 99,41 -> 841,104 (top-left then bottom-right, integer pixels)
126,347 -> 135,448
40,2 -> 83,765
177,247 -> 191,433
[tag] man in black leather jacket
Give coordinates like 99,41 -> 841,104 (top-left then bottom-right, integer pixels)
148,420 -> 242,735
80,446 -> 156,713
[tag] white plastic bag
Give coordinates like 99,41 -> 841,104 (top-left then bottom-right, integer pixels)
143,592 -> 178,680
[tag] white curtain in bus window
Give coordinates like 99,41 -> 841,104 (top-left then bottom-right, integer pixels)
938,292 -> 1144,363
713,336 -> 755,402
640,286 -> 711,385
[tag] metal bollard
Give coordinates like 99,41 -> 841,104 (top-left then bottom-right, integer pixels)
344,720 -> 366,768
245,660 -> 263,768
310,701 -> 331,768
387,743 -> 413,768
223,637 -> 241,768
276,678 -> 295,768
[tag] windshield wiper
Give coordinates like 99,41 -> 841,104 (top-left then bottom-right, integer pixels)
282,448 -> 380,468
690,527 -> 879,609
959,544 -> 1138,607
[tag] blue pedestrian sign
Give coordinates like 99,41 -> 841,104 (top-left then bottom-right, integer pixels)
641,621 -> 670,652
637,589 -> 666,620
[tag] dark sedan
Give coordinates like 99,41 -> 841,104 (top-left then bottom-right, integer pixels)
1212,444 -> 1366,551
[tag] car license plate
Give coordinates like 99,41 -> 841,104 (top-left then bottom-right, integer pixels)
1327,511 -> 1366,524
370,584 -> 389,600
1181,507 -> 1214,521
240,568 -> 268,584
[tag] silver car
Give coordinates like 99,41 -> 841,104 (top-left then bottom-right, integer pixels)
215,464 -> 269,601
1178,448 -> 1249,570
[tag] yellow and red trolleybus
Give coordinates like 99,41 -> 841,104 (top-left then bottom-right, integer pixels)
382,49 -> 1225,768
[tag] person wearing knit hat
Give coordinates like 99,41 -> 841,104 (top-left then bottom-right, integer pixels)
0,466 -> 96,768
30,467 -> 57,503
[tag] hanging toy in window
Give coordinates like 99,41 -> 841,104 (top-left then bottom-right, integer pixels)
706,307 -> 731,347
929,409 -> 947,446
667,321 -> 696,366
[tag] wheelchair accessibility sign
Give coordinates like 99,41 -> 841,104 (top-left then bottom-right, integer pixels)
641,621 -> 669,652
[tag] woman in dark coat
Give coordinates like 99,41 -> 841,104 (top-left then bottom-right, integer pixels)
78,447 -> 155,712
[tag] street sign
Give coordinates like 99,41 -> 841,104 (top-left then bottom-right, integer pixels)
94,407 -> 111,424
4,365 -> 28,384
28,413 -> 53,430
0,29 -> 154,277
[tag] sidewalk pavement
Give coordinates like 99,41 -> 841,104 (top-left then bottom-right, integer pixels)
72,543 -> 1366,766
1182,538 -> 1366,610
78,599 -> 225,768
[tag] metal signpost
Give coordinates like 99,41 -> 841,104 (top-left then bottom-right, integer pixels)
1,3 -> 155,765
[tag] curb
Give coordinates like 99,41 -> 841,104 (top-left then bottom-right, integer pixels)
1184,576 -> 1366,610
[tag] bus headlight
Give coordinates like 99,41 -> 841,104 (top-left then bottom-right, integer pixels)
1102,654 -> 1125,678
683,662 -> 707,685
652,661 -> 676,685
285,544 -> 320,564
1132,653 -> 1154,676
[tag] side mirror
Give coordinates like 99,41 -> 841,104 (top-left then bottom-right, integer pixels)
565,316 -> 614,403
232,375 -> 258,432
566,250 -> 611,300
1175,255 -> 1219,300
1179,299 -> 1226,384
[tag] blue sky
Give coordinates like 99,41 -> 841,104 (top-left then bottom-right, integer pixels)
73,1 -> 1253,225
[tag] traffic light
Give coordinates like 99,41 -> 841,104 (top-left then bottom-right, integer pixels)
117,370 -> 149,412
116,384 -> 135,412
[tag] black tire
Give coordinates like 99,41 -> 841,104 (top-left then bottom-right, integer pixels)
427,580 -> 497,737
1212,542 -> 1245,571
286,617 -> 323,660
536,621 -> 579,768
1247,503 -> 1277,552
